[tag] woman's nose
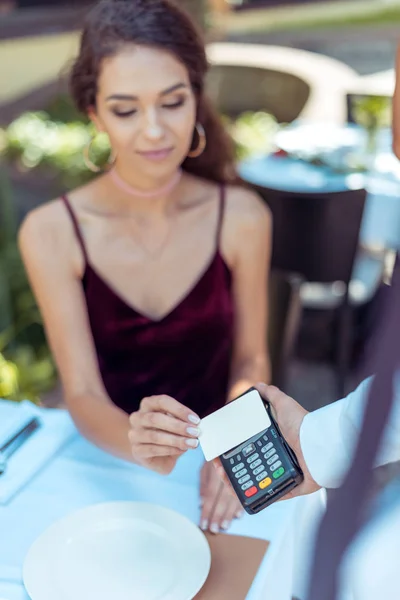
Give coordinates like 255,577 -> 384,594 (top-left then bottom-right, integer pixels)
142,110 -> 165,141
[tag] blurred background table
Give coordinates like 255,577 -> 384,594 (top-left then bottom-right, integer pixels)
240,121 -> 400,249
239,121 -> 400,397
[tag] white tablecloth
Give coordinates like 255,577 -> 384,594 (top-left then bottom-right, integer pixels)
0,400 -> 325,600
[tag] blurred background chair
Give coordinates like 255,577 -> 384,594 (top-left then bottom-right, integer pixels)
207,63 -> 310,123
206,43 -> 358,126
267,269 -> 303,390
256,186 -> 367,397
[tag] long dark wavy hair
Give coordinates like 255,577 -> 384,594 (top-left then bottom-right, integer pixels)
70,0 -> 239,185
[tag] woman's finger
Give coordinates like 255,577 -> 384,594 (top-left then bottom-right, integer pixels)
133,427 -> 199,451
207,485 -> 234,533
139,395 -> 200,425
200,479 -> 224,532
139,411 -> 200,439
212,459 -> 226,481
220,496 -> 243,531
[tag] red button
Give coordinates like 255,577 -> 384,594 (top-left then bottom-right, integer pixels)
245,486 -> 258,498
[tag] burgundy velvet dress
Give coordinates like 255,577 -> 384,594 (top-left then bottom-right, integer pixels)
61,186 -> 234,418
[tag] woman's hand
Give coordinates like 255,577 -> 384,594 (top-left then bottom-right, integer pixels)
199,461 -> 244,534
129,395 -> 200,475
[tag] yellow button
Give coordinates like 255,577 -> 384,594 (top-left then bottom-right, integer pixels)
259,477 -> 272,489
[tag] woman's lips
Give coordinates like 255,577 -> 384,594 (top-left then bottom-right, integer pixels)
137,148 -> 174,161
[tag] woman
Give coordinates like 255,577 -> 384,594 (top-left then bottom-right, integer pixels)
18,0 -> 271,534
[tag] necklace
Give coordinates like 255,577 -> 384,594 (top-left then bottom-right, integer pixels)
127,217 -> 175,260
107,168 -> 183,259
109,167 -> 182,198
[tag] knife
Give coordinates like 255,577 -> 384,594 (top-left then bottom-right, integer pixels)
0,417 -> 41,464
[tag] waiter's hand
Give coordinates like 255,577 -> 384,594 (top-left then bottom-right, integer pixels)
199,461 -> 244,534
213,383 -> 320,500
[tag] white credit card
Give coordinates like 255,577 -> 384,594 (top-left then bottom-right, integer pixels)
198,389 -> 272,461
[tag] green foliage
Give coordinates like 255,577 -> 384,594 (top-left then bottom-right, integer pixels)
352,95 -> 391,132
225,110 -> 279,159
2,111 -> 111,188
46,94 -> 89,124
351,95 -> 391,156
0,168 -> 57,403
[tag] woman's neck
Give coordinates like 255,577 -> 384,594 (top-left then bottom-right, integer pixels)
111,165 -> 182,197
102,165 -> 185,217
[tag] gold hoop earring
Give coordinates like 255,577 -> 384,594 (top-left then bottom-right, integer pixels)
188,123 -> 206,158
83,137 -> 116,173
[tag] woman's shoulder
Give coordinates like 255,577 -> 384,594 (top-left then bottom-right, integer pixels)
19,178 -> 99,236
19,198 -> 67,251
224,184 -> 271,236
18,179 -> 98,256
186,174 -> 270,227
202,181 -> 272,268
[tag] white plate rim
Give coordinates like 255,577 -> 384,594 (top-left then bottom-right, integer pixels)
23,501 -> 211,600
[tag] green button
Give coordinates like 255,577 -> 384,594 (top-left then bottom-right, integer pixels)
273,467 -> 285,479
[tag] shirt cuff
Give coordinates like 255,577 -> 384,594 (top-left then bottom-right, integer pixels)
299,400 -> 355,489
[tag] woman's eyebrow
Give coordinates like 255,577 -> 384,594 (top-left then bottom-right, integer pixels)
159,82 -> 188,96
106,83 -> 188,102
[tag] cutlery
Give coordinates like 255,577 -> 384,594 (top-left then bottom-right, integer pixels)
0,417 -> 41,475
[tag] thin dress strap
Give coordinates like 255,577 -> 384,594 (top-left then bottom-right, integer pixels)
215,184 -> 226,248
60,194 -> 89,265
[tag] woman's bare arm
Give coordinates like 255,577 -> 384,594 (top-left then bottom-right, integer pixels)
18,201 -> 134,462
222,187 -> 272,400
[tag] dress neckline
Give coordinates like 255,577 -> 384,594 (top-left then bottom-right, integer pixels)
61,184 -> 229,322
84,250 -> 231,323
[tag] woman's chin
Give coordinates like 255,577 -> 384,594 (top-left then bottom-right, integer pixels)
135,156 -> 183,180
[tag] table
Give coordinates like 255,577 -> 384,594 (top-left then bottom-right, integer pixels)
0,400 -> 323,600
239,123 -> 400,250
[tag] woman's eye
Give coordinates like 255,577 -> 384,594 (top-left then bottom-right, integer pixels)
163,99 -> 185,110
113,110 -> 137,118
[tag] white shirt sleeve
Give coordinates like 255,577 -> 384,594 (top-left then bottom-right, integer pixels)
299,375 -> 400,488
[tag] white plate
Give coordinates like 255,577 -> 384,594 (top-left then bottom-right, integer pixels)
23,502 -> 211,600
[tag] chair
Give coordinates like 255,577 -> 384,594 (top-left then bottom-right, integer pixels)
206,42 -> 359,125
207,63 -> 310,123
267,270 -> 303,390
256,185 -> 367,397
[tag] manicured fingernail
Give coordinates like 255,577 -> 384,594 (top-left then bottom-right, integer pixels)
188,414 -> 200,424
236,511 -> 244,518
210,523 -> 219,534
186,426 -> 199,437
221,520 -> 230,530
201,519 -> 208,530
199,498 -> 204,507
186,438 -> 199,448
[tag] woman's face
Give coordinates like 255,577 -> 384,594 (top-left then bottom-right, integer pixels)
90,44 -> 197,181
